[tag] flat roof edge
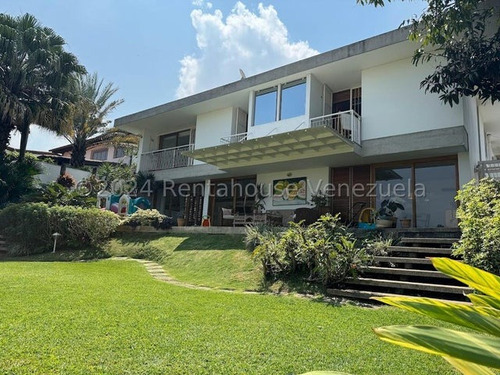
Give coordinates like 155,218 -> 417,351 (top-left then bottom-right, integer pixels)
115,27 -> 410,127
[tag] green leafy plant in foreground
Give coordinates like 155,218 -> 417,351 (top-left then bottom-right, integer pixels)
302,258 -> 500,375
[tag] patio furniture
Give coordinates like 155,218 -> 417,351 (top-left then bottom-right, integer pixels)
232,213 -> 278,227
221,207 -> 235,226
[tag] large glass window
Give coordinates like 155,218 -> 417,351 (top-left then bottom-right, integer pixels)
254,88 -> 277,126
253,78 -> 307,126
159,130 -> 191,150
374,161 -> 458,228
375,166 -> 413,223
280,80 -> 306,120
415,164 -> 457,228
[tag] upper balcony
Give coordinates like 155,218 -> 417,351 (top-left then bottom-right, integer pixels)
219,110 -> 361,146
140,144 -> 194,171
185,110 -> 361,170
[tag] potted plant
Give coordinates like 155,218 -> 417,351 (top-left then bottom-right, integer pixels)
376,199 -> 405,228
310,190 -> 329,215
177,214 -> 186,227
400,215 -> 412,228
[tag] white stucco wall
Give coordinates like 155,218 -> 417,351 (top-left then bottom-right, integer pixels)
35,162 -> 91,186
194,107 -> 235,165
458,96 -> 485,186
256,166 -> 329,211
308,74 -> 324,119
361,58 -> 464,140
247,115 -> 308,139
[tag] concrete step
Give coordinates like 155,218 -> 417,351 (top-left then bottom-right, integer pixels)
362,266 -> 451,279
326,288 -> 471,303
387,246 -> 452,255
400,237 -> 457,246
344,277 -> 472,294
373,256 -> 433,265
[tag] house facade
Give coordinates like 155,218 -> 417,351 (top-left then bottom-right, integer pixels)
115,28 -> 500,228
50,135 -> 133,165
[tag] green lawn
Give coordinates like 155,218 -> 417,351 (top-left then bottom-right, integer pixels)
107,233 -> 263,291
0,259 -> 455,374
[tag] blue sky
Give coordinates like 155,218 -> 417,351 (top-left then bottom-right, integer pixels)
4,0 -> 426,151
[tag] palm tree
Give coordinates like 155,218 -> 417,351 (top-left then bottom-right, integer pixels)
67,73 -> 124,167
0,13 -> 85,160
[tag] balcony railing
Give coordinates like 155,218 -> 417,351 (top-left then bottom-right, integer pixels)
140,144 -> 194,171
220,132 -> 248,144
476,160 -> 500,180
309,110 -> 361,145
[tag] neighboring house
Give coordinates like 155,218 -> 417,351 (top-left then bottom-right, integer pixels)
49,133 -> 134,165
115,28 -> 500,228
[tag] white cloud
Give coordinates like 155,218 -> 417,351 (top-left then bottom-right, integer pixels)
176,2 -> 318,98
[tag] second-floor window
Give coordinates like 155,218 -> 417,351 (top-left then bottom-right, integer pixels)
114,147 -> 126,158
91,148 -> 108,161
253,78 -> 306,126
159,130 -> 191,150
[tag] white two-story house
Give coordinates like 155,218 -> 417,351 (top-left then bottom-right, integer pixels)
115,27 -> 500,227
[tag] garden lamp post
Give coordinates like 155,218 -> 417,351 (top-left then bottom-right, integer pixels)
52,232 -> 61,253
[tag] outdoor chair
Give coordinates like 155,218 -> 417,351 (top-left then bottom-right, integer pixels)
221,207 -> 235,226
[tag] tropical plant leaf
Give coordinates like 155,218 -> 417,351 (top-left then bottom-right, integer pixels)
444,357 -> 496,375
374,325 -> 500,369
431,258 -> 500,299
468,294 -> 500,311
374,296 -> 500,335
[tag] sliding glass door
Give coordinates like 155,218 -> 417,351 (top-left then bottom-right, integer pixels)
374,158 -> 458,228
415,163 -> 458,228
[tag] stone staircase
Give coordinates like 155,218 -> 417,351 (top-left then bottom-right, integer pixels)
327,230 -> 473,302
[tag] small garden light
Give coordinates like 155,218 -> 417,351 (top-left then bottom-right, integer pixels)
52,232 -> 61,253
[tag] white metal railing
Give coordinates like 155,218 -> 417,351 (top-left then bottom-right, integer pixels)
309,110 -> 361,145
476,160 -> 500,180
140,144 -> 194,171
220,132 -> 248,144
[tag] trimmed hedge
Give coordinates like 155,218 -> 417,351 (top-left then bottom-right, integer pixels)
0,203 -> 121,255
454,178 -> 500,275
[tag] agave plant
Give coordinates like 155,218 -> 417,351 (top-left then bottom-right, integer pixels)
302,258 -> 500,375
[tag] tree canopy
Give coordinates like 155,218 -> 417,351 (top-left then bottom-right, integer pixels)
66,73 -> 124,167
0,13 -> 85,159
358,0 -> 500,106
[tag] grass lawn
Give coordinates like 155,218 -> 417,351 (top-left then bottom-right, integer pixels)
107,232 -> 263,291
0,259 -> 455,375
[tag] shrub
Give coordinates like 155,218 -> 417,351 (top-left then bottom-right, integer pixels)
122,209 -> 173,230
453,178 -> 500,275
248,214 -> 372,286
0,203 -> 121,255
56,173 -> 76,188
0,152 -> 42,207
26,182 -> 97,208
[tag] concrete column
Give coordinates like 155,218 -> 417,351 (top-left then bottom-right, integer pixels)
202,179 -> 211,217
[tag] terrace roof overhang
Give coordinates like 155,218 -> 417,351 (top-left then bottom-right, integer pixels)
184,127 -> 355,170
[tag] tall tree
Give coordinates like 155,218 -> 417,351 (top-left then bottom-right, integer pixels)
0,13 -> 85,160
67,73 -> 124,167
358,0 -> 500,106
